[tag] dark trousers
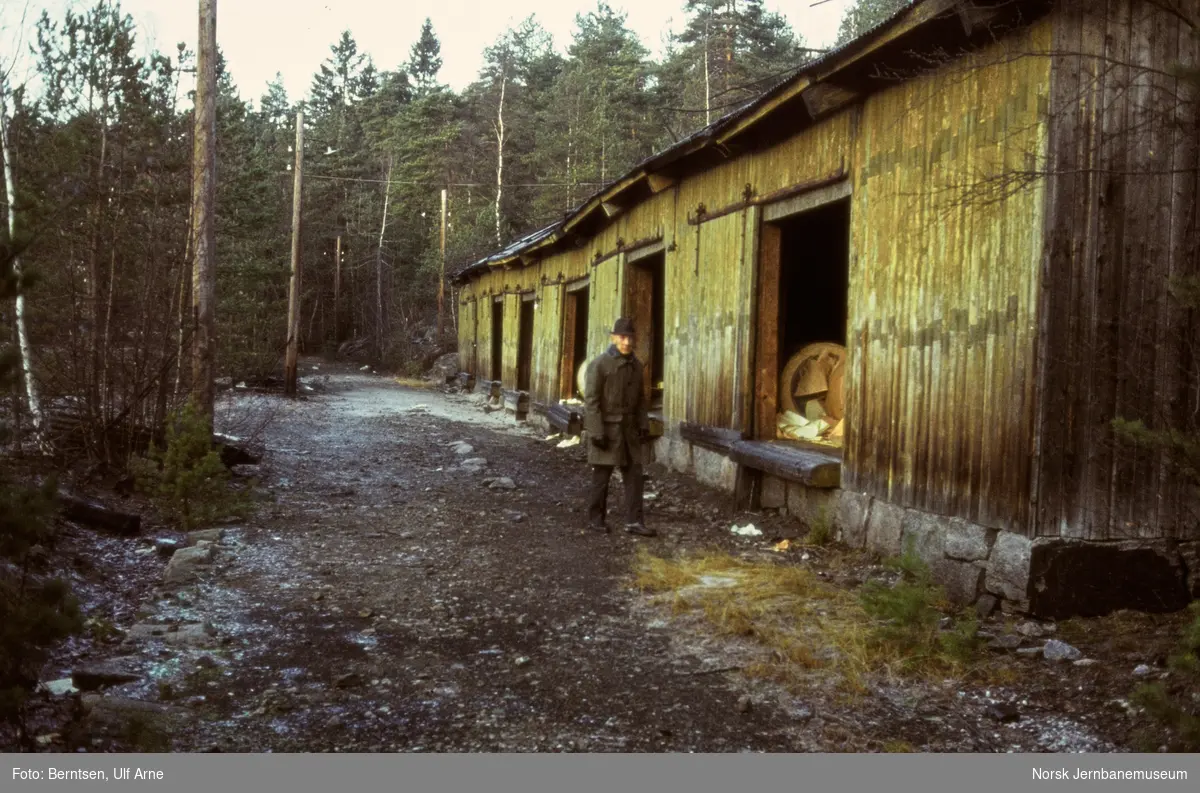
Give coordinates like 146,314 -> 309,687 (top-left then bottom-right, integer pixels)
588,463 -> 644,526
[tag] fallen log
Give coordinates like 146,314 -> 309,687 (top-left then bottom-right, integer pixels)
58,491 -> 141,536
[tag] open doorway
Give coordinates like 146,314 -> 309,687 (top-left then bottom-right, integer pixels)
491,297 -> 503,383
517,293 -> 535,392
625,249 -> 665,409
560,281 -> 589,400
754,197 -> 850,445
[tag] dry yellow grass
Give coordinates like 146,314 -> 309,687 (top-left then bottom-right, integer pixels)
633,548 -> 994,694
633,548 -> 877,691
393,377 -> 437,390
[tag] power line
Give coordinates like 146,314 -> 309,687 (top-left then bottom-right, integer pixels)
299,173 -> 608,189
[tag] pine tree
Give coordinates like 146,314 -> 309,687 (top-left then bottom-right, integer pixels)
552,3 -> 653,197
409,18 -> 443,98
656,0 -> 804,139
835,0 -> 910,46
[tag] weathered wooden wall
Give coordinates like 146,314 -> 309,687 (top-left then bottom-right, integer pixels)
844,19 -> 1052,534
531,281 -> 562,403
1036,0 -> 1200,541
457,296 -> 477,374
456,13 -> 1063,537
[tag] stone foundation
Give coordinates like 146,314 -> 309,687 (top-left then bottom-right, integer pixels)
659,427 -> 738,491
536,430 -> 1198,619
828,488 -> 1197,618
719,467 -> 1197,618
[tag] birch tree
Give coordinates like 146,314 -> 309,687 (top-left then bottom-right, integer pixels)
0,73 -> 42,439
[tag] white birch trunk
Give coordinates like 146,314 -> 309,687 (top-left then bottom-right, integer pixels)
704,20 -> 712,127
494,70 -> 506,246
0,77 -> 43,436
376,156 -> 392,357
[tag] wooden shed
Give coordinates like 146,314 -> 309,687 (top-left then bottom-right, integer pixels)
452,0 -> 1200,618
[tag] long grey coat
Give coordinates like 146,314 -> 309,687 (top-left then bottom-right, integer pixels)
583,345 -> 649,467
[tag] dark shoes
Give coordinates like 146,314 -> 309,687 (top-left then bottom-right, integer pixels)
588,520 -> 610,534
624,522 -> 657,537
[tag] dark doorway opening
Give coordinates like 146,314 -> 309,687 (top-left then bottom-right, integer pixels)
518,294 -> 535,392
754,198 -> 850,442
491,298 -> 503,383
561,283 -> 589,400
625,250 -> 666,409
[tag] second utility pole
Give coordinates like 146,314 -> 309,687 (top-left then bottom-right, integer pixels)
284,110 -> 303,397
438,187 -> 447,341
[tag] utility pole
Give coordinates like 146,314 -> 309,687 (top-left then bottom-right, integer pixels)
284,110 -> 303,397
438,187 -> 447,342
333,234 -> 342,348
190,0 -> 218,424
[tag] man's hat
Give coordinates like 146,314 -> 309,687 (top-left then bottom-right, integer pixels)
611,317 -> 636,336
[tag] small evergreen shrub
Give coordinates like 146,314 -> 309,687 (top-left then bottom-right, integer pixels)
858,543 -> 984,673
0,478 -> 83,736
1132,602 -> 1200,751
132,401 -> 253,530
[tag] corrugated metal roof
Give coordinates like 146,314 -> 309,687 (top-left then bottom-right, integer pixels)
455,0 -> 924,282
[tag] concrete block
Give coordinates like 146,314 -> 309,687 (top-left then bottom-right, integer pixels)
666,436 -> 693,475
899,509 -> 948,568
985,531 -> 1032,603
786,484 -> 836,528
692,446 -> 737,491
932,558 -> 985,607
1027,539 -> 1190,619
944,518 -> 992,562
835,491 -> 871,549
865,500 -> 905,557
761,475 -> 786,510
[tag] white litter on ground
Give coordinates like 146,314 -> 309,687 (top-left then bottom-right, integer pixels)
556,436 -> 581,448
730,523 -> 762,537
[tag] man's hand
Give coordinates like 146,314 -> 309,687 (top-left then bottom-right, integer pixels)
590,434 -> 609,451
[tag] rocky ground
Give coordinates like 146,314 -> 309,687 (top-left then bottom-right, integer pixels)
8,362 -> 1194,753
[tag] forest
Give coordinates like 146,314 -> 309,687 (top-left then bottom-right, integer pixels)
0,0 -> 905,449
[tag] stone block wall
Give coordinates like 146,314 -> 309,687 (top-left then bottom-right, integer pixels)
575,434 -> 1197,619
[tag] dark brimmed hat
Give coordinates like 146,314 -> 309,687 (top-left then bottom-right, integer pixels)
611,317 -> 636,336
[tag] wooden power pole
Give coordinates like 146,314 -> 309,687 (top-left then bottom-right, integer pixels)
284,110 -> 303,397
438,187 -> 447,341
190,0 -> 218,423
333,234 -> 342,348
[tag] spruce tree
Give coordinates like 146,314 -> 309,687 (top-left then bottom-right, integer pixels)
409,18 -> 443,97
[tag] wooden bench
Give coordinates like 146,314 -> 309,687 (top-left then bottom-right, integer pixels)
681,422 -> 841,489
728,439 -> 841,489
532,401 -> 583,435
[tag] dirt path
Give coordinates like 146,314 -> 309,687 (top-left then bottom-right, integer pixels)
20,368 -> 1190,753
171,372 -> 811,751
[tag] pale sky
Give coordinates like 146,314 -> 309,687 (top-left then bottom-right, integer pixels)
3,0 -> 859,104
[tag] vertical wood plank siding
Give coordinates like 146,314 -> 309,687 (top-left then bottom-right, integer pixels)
1037,0 -> 1200,540
456,297 -> 476,373
460,21 -> 1051,529
846,21 -> 1051,533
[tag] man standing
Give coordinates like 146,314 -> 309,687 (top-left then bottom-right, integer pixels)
584,317 -> 655,537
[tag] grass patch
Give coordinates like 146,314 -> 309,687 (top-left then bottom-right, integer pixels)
803,507 -> 833,546
633,545 -> 988,694
393,377 -> 436,389
858,546 -> 985,674
883,740 -> 915,753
